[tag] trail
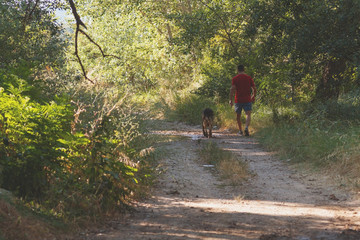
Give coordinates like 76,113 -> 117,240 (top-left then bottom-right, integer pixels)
85,121 -> 360,240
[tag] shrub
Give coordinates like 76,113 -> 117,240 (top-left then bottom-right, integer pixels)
0,77 -> 154,221
0,83 -> 72,199
256,89 -> 360,173
43,84 -> 154,218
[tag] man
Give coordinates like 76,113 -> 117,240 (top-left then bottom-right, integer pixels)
229,65 -> 256,136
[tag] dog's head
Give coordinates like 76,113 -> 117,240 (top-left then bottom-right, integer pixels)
202,108 -> 214,119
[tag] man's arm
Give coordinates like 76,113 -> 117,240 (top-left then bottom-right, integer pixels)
229,85 -> 236,106
251,86 -> 257,102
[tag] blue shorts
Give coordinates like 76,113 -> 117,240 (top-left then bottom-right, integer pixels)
235,102 -> 252,114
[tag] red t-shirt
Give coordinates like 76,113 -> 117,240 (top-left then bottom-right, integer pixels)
232,73 -> 255,103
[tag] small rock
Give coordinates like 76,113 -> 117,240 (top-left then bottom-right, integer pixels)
329,194 -> 339,201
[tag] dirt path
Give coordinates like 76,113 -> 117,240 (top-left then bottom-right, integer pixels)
86,121 -> 360,240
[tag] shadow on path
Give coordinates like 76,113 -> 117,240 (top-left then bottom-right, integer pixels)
86,122 -> 360,240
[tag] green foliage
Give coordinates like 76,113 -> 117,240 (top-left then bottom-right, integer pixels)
0,0 -> 67,105
0,77 -> 154,219
0,0 -> 65,68
322,89 -> 360,120
0,0 -> 73,204
258,117 -> 360,170
195,51 -> 236,101
256,90 -> 360,169
0,83 -> 72,199
42,81 -> 155,217
0,0 -> 155,221
51,129 -> 140,216
2,0 -> 360,228
245,0 -> 360,102
73,0 -> 197,94
165,3 -> 219,53
213,103 -> 241,131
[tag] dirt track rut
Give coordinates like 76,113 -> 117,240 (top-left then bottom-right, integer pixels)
86,121 -> 360,240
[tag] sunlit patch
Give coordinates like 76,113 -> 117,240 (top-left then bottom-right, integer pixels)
177,199 -> 359,220
150,196 -> 360,225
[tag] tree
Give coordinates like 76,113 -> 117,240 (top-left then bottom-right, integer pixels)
0,0 -> 149,214
245,0 -> 360,102
137,0 -> 256,100
0,0 -> 64,68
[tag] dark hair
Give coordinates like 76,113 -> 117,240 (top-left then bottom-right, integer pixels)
237,65 -> 245,72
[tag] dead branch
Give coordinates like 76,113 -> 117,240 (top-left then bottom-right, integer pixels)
67,0 -> 94,83
78,29 -> 121,60
74,24 -> 95,83
67,0 -> 87,29
67,0 -> 122,83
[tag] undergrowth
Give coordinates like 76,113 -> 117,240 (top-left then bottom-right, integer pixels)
160,92 -> 265,133
0,189 -> 66,240
255,91 -> 360,190
0,80 -> 160,236
163,94 -> 217,125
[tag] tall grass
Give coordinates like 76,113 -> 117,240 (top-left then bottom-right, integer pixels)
216,103 -> 275,132
255,91 -> 360,189
199,141 -> 249,185
160,92 -> 266,132
163,94 -> 217,125
257,120 -> 352,166
215,104 -> 239,131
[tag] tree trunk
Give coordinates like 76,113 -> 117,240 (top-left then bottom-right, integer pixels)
314,58 -> 346,101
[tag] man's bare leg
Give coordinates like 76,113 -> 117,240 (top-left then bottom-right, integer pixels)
245,111 -> 251,129
237,113 -> 243,135
244,110 -> 251,136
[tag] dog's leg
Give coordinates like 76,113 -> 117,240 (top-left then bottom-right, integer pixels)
202,109 -> 214,138
203,128 -> 208,138
209,123 -> 212,138
202,120 -> 208,137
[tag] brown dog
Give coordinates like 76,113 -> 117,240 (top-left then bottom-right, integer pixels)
202,108 -> 214,138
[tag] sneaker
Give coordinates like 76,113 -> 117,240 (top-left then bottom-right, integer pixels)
238,130 -> 243,136
244,128 -> 250,136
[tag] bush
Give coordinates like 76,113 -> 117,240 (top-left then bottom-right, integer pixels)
43,83 -> 155,219
0,84 -> 72,199
307,90 -> 360,121
0,77 -> 155,221
256,90 -> 360,171
50,111 -> 144,217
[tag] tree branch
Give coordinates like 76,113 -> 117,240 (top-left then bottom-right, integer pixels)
78,29 -> 121,60
66,0 -> 93,82
67,0 -> 122,83
23,0 -> 40,27
74,24 -> 95,84
67,0 -> 87,29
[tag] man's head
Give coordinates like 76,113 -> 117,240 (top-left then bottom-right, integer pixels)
237,65 -> 245,72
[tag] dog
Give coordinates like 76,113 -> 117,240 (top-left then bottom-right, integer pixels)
202,108 -> 214,138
